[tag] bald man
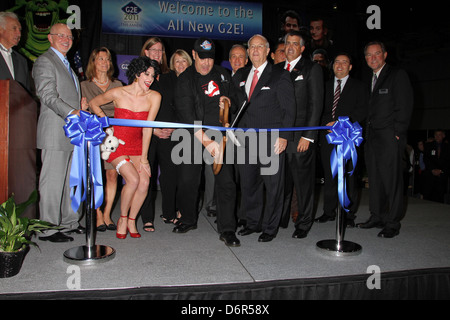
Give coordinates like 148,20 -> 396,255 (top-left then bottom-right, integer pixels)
33,24 -> 83,242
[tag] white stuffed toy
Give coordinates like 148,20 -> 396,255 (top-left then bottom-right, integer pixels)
100,128 -> 125,161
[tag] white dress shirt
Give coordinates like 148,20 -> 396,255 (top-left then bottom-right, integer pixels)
0,43 -> 15,79
245,60 -> 268,97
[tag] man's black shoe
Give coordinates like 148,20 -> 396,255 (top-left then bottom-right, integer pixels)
237,227 -> 256,236
292,228 -> 308,239
356,219 -> 384,229
258,233 -> 275,242
314,213 -> 335,223
220,231 -> 241,247
39,232 -> 74,243
206,207 -> 217,217
173,223 -> 197,233
378,227 -> 399,238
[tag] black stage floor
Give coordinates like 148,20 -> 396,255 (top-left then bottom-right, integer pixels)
1,188 -> 449,300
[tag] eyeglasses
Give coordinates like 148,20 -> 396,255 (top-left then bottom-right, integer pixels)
147,48 -> 164,53
50,33 -> 74,40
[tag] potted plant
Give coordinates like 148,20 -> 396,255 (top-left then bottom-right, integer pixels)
0,190 -> 57,278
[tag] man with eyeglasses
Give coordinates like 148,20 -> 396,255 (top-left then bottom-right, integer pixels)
233,34 -> 295,242
32,23 -> 84,243
356,41 -> 413,238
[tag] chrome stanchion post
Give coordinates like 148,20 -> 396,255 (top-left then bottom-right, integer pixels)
64,141 -> 115,265
316,146 -> 362,257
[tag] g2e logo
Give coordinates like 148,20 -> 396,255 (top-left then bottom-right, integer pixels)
121,2 -> 142,21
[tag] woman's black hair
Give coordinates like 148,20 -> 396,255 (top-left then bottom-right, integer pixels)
126,56 -> 161,84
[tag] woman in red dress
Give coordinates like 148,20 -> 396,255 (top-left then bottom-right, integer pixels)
88,57 -> 161,239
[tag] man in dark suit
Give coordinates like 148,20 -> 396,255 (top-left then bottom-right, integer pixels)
357,41 -> 413,238
33,23 -> 82,243
233,34 -> 296,242
315,53 -> 367,226
278,31 -> 324,239
0,12 -> 31,92
422,130 -> 450,203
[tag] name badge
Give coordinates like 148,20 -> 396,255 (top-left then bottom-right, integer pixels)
379,89 -> 388,94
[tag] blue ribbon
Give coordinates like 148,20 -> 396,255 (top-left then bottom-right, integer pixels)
108,118 -> 331,132
64,114 -> 362,215
64,111 -> 109,212
326,116 -> 363,212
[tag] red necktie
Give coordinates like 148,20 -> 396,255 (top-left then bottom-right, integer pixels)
248,69 -> 259,100
286,63 -> 291,71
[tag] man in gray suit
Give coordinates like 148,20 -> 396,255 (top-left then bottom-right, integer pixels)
32,23 -> 82,242
0,11 -> 31,92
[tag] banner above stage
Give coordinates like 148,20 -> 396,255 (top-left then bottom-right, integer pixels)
102,0 -> 263,40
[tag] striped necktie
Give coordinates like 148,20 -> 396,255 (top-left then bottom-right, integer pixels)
332,79 -> 341,120
371,73 -> 377,92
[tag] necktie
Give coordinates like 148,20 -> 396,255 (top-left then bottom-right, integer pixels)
371,73 -> 377,92
286,63 -> 291,72
332,79 -> 341,120
64,57 -> 78,90
248,69 -> 259,100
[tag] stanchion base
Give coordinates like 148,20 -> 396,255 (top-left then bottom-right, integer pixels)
316,239 -> 362,257
63,245 -> 115,265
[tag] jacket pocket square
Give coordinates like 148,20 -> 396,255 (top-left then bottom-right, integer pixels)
261,86 -> 271,90
295,75 -> 304,81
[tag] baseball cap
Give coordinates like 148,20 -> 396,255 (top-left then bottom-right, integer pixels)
194,37 -> 215,59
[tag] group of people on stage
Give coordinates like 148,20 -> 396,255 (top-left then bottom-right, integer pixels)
0,10 -> 415,246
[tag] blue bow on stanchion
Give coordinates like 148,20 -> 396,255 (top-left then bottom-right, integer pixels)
326,117 -> 363,212
64,111 -> 109,213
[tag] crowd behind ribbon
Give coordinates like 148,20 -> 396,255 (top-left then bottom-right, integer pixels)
1,10 -> 448,247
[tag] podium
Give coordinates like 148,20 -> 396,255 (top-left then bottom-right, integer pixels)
0,80 -> 37,218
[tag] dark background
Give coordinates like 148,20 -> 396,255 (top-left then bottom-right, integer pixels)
2,0 -> 450,145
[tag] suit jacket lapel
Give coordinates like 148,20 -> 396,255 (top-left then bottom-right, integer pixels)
48,49 -> 80,95
290,57 -> 305,81
0,54 -> 13,78
250,63 -> 272,100
372,64 -> 389,94
240,67 -> 251,98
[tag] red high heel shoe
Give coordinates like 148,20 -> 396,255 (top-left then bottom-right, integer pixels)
116,215 -> 128,239
127,217 -> 141,238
